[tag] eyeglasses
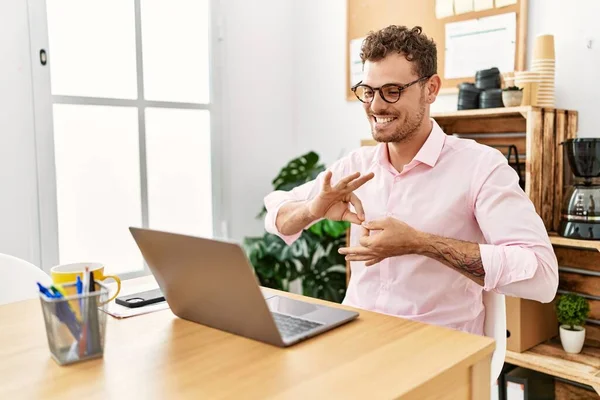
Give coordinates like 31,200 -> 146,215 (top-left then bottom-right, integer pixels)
351,76 -> 431,104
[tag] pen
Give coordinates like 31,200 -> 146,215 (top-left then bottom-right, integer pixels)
76,276 -> 83,295
87,271 -> 101,354
50,285 -> 67,298
51,288 -> 82,339
37,283 -> 55,299
79,267 -> 90,357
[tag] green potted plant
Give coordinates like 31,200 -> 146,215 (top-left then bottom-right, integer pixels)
556,293 -> 590,353
502,85 -> 523,107
243,151 -> 349,303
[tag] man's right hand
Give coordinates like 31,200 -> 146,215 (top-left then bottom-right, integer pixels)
307,171 -> 375,225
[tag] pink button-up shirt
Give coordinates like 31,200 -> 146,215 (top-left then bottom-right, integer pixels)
264,120 -> 558,335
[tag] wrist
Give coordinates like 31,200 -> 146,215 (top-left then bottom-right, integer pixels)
303,201 -> 320,223
412,231 -> 434,255
304,200 -> 321,222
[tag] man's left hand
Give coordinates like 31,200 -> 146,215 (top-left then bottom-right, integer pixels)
338,217 -> 425,266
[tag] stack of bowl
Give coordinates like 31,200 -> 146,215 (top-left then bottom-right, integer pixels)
531,34 -> 555,107
475,67 -> 501,90
479,88 -> 504,109
457,83 -> 482,110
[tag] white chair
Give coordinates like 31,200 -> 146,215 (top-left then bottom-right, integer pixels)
0,253 -> 52,305
482,290 -> 507,387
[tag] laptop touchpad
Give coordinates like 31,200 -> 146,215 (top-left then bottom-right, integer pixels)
265,296 -> 319,317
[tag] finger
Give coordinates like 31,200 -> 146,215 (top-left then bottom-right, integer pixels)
365,258 -> 384,267
341,210 -> 363,225
321,170 -> 333,191
346,172 -> 375,191
345,254 -> 377,261
362,218 -> 387,230
359,234 -> 373,247
338,246 -> 372,255
349,193 -> 366,221
333,172 -> 361,190
360,225 -> 370,238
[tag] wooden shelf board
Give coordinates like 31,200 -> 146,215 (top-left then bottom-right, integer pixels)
506,339 -> 600,392
549,233 -> 600,252
431,106 -> 575,121
432,106 -> 534,120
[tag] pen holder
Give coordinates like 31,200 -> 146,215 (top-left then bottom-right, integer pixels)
39,281 -> 109,365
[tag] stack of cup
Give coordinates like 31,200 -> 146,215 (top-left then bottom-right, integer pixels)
531,34 -> 555,107
514,71 -> 540,106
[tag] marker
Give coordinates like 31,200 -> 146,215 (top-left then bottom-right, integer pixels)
50,285 -> 66,298
37,283 -> 55,299
76,276 -> 83,295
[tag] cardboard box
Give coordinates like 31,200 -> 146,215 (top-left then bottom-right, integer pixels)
506,296 -> 558,353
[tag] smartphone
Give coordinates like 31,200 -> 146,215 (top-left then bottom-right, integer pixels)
115,288 -> 165,308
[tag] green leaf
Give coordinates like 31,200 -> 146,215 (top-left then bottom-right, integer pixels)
255,151 -> 325,219
556,293 -> 590,328
308,221 -> 324,237
271,151 -> 324,190
322,220 -> 349,238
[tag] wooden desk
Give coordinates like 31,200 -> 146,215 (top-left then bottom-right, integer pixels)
0,277 -> 494,399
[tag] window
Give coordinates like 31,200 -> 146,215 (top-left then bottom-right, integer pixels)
45,0 -> 215,277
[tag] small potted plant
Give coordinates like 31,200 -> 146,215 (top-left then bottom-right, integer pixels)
556,293 -> 590,354
502,86 -> 523,107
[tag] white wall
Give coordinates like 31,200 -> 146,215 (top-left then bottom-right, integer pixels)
0,1 -> 41,266
290,0 -> 600,169
218,0 -> 297,240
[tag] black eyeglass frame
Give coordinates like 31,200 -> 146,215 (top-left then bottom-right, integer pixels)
351,76 -> 431,104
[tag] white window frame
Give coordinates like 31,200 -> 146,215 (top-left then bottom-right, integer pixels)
27,0 -> 224,279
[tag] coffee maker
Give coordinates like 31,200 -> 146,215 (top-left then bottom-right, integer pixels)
559,138 -> 600,239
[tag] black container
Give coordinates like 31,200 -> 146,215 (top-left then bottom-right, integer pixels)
457,83 -> 481,110
475,67 -> 501,90
563,138 -> 600,178
479,88 -> 503,109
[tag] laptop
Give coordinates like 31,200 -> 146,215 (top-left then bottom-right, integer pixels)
128,227 -> 359,347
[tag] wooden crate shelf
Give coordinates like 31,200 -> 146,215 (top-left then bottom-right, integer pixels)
506,338 -> 600,394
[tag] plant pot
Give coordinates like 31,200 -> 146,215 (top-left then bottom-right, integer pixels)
559,325 -> 586,353
502,90 -> 523,107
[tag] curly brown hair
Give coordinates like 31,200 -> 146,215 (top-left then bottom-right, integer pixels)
360,25 -> 437,79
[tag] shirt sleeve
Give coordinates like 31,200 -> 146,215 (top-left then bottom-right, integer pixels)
263,156 -> 349,245
472,149 -> 559,303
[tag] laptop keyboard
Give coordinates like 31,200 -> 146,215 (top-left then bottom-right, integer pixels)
272,312 -> 323,338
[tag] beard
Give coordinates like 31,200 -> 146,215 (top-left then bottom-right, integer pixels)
370,90 -> 427,143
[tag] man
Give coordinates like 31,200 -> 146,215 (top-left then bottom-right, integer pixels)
263,25 -> 558,335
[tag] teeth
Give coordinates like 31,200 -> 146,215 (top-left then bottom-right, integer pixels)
375,116 -> 395,123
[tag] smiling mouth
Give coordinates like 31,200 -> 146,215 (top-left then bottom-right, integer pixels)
372,115 -> 397,125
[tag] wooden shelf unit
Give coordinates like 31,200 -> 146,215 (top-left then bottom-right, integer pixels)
506,339 -> 600,395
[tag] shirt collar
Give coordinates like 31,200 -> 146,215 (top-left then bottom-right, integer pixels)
373,118 -> 446,171
413,119 -> 446,167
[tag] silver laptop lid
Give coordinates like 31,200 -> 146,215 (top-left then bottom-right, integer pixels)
129,227 -> 285,346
